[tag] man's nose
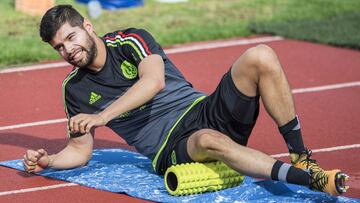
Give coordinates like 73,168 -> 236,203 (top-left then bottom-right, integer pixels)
64,43 -> 73,55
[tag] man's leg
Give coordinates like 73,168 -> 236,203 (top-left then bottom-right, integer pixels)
231,45 -> 292,125
187,129 -> 309,185
231,44 -> 305,154
185,45 -> 348,195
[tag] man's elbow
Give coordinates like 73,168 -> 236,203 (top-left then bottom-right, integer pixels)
141,72 -> 165,94
156,78 -> 165,91
148,76 -> 165,92
84,152 -> 93,164
79,153 -> 92,167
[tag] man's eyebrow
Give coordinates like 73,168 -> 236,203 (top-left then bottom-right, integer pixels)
66,32 -> 76,39
53,32 -> 76,50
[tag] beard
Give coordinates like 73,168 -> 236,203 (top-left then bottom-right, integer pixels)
69,33 -> 97,68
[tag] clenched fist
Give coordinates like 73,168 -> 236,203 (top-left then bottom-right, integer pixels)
23,149 -> 50,173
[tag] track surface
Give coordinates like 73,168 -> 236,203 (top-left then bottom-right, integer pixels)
0,36 -> 359,202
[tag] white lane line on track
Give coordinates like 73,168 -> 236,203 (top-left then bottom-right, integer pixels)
0,36 -> 283,74
0,118 -> 67,131
0,143 -> 358,196
0,81 -> 359,131
0,62 -> 71,74
0,183 -> 77,196
165,36 -> 284,54
271,144 -> 360,158
292,81 -> 360,94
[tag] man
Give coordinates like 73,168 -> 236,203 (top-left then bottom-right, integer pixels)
23,4 -> 348,196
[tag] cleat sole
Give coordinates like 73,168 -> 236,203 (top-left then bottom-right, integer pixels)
335,172 -> 350,194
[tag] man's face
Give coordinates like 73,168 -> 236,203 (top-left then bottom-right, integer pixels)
49,22 -> 97,68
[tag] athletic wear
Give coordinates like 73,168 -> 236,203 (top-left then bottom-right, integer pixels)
155,70 -> 260,174
291,150 -> 349,195
290,150 -> 319,169
310,169 -> 348,195
62,28 -> 205,161
271,160 -> 310,186
279,116 -> 305,153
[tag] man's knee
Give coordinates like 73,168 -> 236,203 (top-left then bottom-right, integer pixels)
238,44 -> 282,75
189,129 -> 233,160
255,44 -> 283,75
192,129 -> 219,147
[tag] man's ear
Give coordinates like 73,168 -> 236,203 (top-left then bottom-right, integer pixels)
83,19 -> 93,34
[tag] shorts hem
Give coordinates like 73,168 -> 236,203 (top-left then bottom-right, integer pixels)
228,68 -> 260,102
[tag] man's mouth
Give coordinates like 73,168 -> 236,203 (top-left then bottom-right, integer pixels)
69,49 -> 83,64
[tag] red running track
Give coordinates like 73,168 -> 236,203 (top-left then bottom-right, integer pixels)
0,36 -> 359,202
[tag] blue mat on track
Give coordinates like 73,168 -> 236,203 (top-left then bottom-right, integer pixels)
0,148 -> 358,203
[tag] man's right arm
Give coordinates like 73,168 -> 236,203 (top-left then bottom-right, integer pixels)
23,131 -> 94,173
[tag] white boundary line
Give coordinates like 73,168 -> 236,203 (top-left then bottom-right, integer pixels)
0,183 -> 77,196
0,118 -> 67,131
165,36 -> 283,54
0,143 -> 358,196
0,80 -> 358,131
0,62 -> 71,74
271,144 -> 360,158
292,81 -> 360,94
0,36 -> 283,74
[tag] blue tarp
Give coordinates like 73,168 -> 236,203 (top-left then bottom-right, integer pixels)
0,148 -> 358,203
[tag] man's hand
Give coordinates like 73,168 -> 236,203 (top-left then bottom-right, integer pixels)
70,113 -> 107,134
23,149 -> 50,173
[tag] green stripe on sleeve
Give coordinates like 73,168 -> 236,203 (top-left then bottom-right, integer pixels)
62,68 -> 79,138
107,39 -> 145,60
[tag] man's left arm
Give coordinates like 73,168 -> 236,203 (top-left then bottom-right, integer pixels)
69,54 -> 165,134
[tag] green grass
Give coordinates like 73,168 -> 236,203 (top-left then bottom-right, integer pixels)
250,3 -> 360,50
1,0 -> 360,68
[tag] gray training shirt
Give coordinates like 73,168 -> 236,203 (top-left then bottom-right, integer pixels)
62,28 -> 206,160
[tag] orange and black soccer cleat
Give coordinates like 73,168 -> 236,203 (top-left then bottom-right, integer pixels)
291,150 -> 349,195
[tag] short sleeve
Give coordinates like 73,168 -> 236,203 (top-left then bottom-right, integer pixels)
119,28 -> 166,67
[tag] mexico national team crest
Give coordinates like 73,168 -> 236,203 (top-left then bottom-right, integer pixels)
120,60 -> 138,79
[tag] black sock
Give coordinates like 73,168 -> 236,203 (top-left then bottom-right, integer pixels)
279,116 -> 306,153
271,160 -> 310,186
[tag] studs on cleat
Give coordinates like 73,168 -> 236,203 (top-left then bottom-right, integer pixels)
339,185 -> 349,193
335,172 -> 350,194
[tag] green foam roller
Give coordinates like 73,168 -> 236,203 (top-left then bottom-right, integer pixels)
164,161 -> 244,196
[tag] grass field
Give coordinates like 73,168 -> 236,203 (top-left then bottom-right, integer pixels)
1,0 -> 359,68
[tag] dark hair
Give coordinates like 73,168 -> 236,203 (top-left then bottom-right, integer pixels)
39,4 -> 84,42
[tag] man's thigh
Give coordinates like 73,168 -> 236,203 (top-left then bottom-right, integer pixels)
159,69 -> 260,170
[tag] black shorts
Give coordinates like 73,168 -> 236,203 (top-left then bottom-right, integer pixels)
155,69 -> 260,175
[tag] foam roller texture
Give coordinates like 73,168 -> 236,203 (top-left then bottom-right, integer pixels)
164,161 -> 244,196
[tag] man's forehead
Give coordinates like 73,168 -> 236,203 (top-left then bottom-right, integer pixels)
57,23 -> 80,36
